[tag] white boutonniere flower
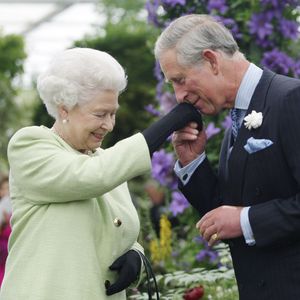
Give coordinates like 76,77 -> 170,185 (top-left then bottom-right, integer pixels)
244,110 -> 263,130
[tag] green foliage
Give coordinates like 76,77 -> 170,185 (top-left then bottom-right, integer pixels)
0,32 -> 26,170
32,99 -> 54,128
0,33 -> 25,77
100,0 -> 146,22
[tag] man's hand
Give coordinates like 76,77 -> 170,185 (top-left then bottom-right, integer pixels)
196,205 -> 243,246
172,122 -> 207,166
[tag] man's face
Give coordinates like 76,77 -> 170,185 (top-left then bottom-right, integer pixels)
159,49 -> 231,115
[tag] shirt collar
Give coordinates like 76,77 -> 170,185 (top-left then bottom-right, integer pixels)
234,63 -> 263,110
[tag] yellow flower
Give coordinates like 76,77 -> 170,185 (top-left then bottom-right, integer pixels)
149,214 -> 172,264
159,214 -> 172,260
150,239 -> 160,263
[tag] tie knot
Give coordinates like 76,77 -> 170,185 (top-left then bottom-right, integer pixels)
230,108 -> 242,123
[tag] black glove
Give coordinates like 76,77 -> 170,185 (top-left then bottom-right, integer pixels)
105,250 -> 141,296
142,102 -> 202,155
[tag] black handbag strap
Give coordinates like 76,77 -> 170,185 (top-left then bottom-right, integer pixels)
136,250 -> 160,300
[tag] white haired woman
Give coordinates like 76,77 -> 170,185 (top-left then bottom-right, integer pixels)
0,48 -> 202,300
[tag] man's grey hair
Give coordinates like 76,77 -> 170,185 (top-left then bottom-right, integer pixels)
37,47 -> 127,119
154,14 -> 241,66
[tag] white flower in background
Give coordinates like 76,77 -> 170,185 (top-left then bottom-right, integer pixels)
244,110 -> 263,130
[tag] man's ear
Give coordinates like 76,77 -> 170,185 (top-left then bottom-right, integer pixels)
202,49 -> 219,74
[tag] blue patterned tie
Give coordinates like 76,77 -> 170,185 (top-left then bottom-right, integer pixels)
230,108 -> 242,142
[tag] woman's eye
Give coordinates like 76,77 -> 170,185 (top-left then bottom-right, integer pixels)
94,112 -> 116,119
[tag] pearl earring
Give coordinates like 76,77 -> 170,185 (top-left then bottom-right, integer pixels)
62,119 -> 68,124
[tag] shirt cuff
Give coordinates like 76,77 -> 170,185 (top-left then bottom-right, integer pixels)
240,206 -> 256,246
174,152 -> 206,186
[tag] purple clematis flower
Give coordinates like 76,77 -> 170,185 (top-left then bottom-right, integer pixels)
145,0 -> 161,26
279,19 -> 299,40
169,191 -> 190,216
151,149 -> 177,189
214,16 -> 243,40
194,236 -> 219,263
293,60 -> 300,78
161,0 -> 186,7
159,92 -> 177,114
221,114 -> 232,130
154,60 -> 163,81
207,0 -> 229,14
261,0 -> 282,8
206,122 -> 221,139
145,104 -> 161,117
248,13 -> 273,40
196,249 -> 219,263
261,49 -> 294,75
261,0 -> 299,8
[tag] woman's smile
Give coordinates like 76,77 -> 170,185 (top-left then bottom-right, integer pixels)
91,132 -> 105,142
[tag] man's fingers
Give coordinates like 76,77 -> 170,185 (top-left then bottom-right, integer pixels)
202,224 -> 216,242
208,232 -> 220,247
196,211 -> 213,229
173,128 -> 199,142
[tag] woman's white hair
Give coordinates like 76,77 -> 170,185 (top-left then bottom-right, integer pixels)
154,14 -> 241,66
37,47 -> 127,119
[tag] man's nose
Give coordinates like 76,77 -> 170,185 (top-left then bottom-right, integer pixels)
173,85 -> 187,103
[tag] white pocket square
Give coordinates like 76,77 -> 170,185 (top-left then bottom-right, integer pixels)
244,137 -> 273,154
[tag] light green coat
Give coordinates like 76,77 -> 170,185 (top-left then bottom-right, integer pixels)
0,126 -> 151,300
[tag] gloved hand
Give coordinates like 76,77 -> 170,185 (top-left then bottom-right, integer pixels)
142,102 -> 203,155
105,250 -> 141,296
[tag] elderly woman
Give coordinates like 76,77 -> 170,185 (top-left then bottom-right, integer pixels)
0,48 -> 201,300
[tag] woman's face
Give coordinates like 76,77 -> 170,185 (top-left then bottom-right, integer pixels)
62,90 -> 119,152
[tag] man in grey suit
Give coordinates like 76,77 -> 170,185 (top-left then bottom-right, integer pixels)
154,14 -> 300,300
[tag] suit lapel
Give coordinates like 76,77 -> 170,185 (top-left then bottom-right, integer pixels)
227,69 -> 276,199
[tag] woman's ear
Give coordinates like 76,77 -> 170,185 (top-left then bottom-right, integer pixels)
58,105 -> 69,120
202,49 -> 219,74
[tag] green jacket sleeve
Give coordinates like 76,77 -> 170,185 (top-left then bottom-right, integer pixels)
8,126 -> 151,204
